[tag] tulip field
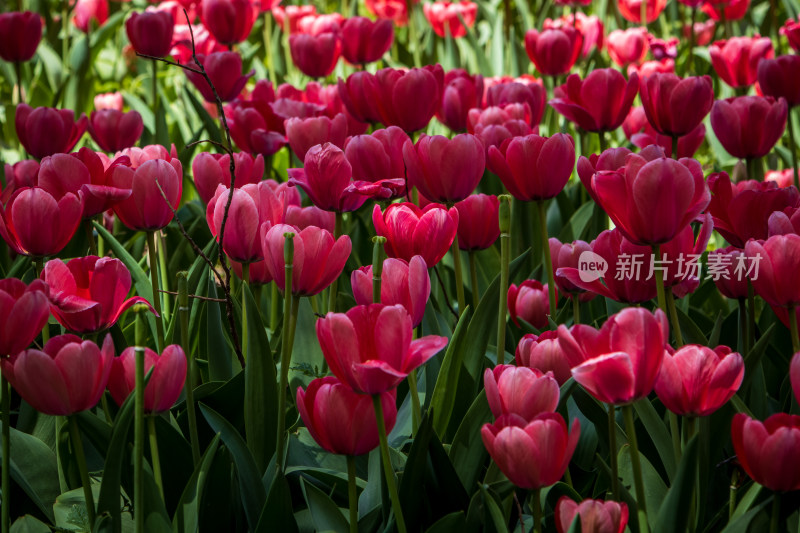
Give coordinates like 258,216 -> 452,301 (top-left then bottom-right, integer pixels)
3,0 -> 800,531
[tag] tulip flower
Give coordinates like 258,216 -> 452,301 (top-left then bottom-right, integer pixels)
710,36 -> 773,88
639,73 -> 714,137
289,31 -> 342,78
712,96 -> 788,161
769,206 -> 800,236
272,5 -> 317,32
191,151 -> 267,205
508,280 -> 555,329
423,1 -> 478,38
365,0 -> 411,25
15,104 -> 88,159
467,103 -> 533,133
524,27 -> 582,76
484,365 -> 560,421
516,331 -> 573,385
549,69 -> 639,133
731,413 -> 800,492
344,126 -> 410,182
73,0 -> 108,33
745,234 -> 800,308
125,10 -> 174,58
88,109 -> 144,153
544,13 -> 604,59
555,497 -> 629,533
109,157 -> 182,231
0,187 -> 82,258
487,133 -> 576,201
297,376 -> 397,456
403,133 -> 485,203
0,11 -> 42,63
285,114 -> 348,161
200,0 -> 257,44
607,28 -> 649,67
709,247 -> 756,299
2,160 -> 39,202
563,307 -> 669,405
437,69 -> 484,131
337,71 -> 383,124
622,106 -> 706,158
351,256 -> 431,327
231,259 -> 272,285
285,205 -> 335,233
758,55 -> 800,107
373,202 -> 459,267
107,345 -> 187,413
484,79 -> 547,127
261,223 -> 351,296
454,194 -> 500,250
1,334 -> 114,415
618,0 -> 667,23
317,304 -> 447,394
702,0 -> 750,21
0,279 -> 50,357
371,65 -> 445,132
340,17 -> 393,65
184,52 -> 254,102
481,412 -> 580,489
783,18 -> 800,52
549,238 -> 596,300
110,143 -> 179,168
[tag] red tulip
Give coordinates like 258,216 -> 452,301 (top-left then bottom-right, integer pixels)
709,246 -> 756,299
337,71 -> 383,124
711,96 -> 788,160
285,205 -> 335,233
365,0 -> 411,25
126,10 -> 174,58
484,365 -> 560,421
555,497 -> 629,533
15,104 -> 88,159
524,27 -> 582,76
684,19 -> 716,46
607,28 -> 649,67
0,11 -> 42,63
783,18 -> 800,53
437,69 -> 484,131
191,151 -> 267,205
286,114 -> 348,161
618,0 -> 667,23
403,133 -> 485,203
73,0 -> 108,33
481,412 -> 580,489
107,344 -> 186,413
289,31 -> 342,78
710,36 -> 773,88
109,144 -> 179,168
516,331 -> 573,385
185,52 -> 254,102
702,0 -> 750,21
549,238 -> 595,298
2,160 -> 39,203
200,0 -> 257,44
487,133 -> 576,201
261,223 -> 351,296
0,187 -> 82,257
622,106 -> 706,158
298,376 -> 397,456
758,55 -> 800,107
549,69 -> 639,132
341,17 -> 393,64
454,194 -> 500,250
272,5 -> 317,33
88,109 -> 144,153
351,256 -> 431,327
0,279 -> 50,357
745,234 -> 800,307
109,156 -> 182,231
1,334 -> 114,415
226,83 -> 288,157
508,280 -> 555,329
639,73 -> 714,137
769,205 -> 800,236
344,126 -> 410,183
564,307 -> 669,404
544,13 -> 605,59
484,79 -> 547,127
731,413 -> 800,492
372,202 -> 458,267
372,65 -> 445,132
423,1 -> 477,38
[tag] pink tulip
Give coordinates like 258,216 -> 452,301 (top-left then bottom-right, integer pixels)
372,202 -> 459,267
508,280 -> 556,329
731,413 -> 800,492
555,497 -> 629,533
340,17 -> 393,65
351,256 -> 430,327
0,187 -> 82,258
285,205 -> 335,233
0,279 -> 50,357
107,344 -> 187,413
454,194 -> 500,250
484,365 -> 560,421
344,126 -> 410,183
184,52 -> 254,102
710,36 -> 773,89
516,331 -> 573,385
285,114 -> 348,161
191,151 -> 267,205
88,109 -> 144,153
109,156 -> 182,231
745,234 -> 800,307
607,28 -> 649,67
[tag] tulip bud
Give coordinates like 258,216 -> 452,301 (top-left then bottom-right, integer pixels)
125,10 -> 174,58
0,11 -> 42,63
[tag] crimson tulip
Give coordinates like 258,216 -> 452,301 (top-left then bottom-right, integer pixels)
297,376 -> 397,456
341,17 -> 393,64
403,133 -> 485,203
607,28 -> 649,67
317,303 -> 448,394
484,365 -> 560,421
731,413 -> 800,492
286,114 -> 348,161
710,36 -> 773,88
73,0 -> 108,33
783,18 -> 800,52
549,238 -> 595,298
709,246 -> 754,299
200,0 -> 257,44
185,52 -> 254,102
107,345 -> 186,413
454,194 -> 500,250
639,73 -> 714,137
549,69 -> 639,132
1,334 -> 113,415
344,126 -> 410,183
0,279 -> 50,357
702,0 -> 750,20
745,234 -> 800,307
88,109 -> 144,153
364,0 -> 411,25
337,71 -> 382,124
622,106 -> 706,158
0,187 -> 82,257
516,331 -> 573,385
351,256 -> 430,327
618,0 -> 667,23
372,202 -> 458,267
758,55 -> 800,107
484,79 -> 547,126
191,151 -> 267,205
524,27 -> 582,76
438,69 -> 484,131
555,497 -> 629,533
285,205 -> 335,233
109,156 -> 182,231
508,280 -> 555,329
712,96 -> 788,160
423,1 -> 477,38
371,65 -> 445,132
15,104 -> 88,159
290,31 -> 342,78
0,11 -> 42,63
125,10 -> 174,57
544,13 -> 604,59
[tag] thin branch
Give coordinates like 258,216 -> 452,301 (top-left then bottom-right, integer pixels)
158,289 -> 226,303
432,265 -> 460,320
135,52 -> 203,74
185,139 -> 233,154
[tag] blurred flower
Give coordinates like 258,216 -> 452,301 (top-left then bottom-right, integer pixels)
618,0 -> 667,23
15,104 -> 88,159
524,27 -> 582,76
422,1 -> 477,38
290,31 -> 342,78
544,13 -> 604,58
184,51 -> 254,102
0,11 -> 42,62
555,498 -> 629,533
782,18 -> 800,52
73,0 -> 109,33
341,17 -> 393,65
286,114 -> 348,161
94,92 -> 124,111
607,27 -> 649,67
200,0 -> 257,44
437,69 -> 484,131
710,36 -> 773,88
758,55 -> 800,107
701,0 -> 749,21
126,9 -> 174,57
745,233 -> 800,307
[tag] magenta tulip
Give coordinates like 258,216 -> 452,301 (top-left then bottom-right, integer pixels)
710,96 -> 788,160
0,11 -> 43,63
372,202 -> 458,267
0,187 -> 82,257
549,69 -> 639,132
484,364 -> 560,421
109,156 -> 182,231
555,497 -> 629,533
516,331 -> 574,385
107,344 -> 187,413
508,280 -> 555,329
0,279 -> 50,357
285,114 -> 348,161
125,10 -> 174,57
88,109 -> 144,153
731,413 -> 800,492
341,17 -> 393,65
185,52 -> 254,102
15,104 -> 87,159
351,255 -> 430,327
191,151 -> 267,205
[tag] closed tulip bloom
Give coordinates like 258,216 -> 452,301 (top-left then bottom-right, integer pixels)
710,247 -> 755,299
337,71 -> 383,124
191,151 -> 266,205
710,36 -> 773,88
109,157 -> 182,231
758,55 -> 800,107
15,104 -> 88,159
94,92 -> 123,111
783,18 -> 800,52
1,334 -> 114,415
629,58 -> 676,78
555,497 -> 629,533
351,256 -> 431,327
272,5 -> 317,32
344,126 -> 410,182
285,204 -> 335,233
0,11 -> 43,63
525,27 -> 582,76
365,0 -> 411,25
298,376 -> 397,456
467,104 -> 533,132
508,280 -> 555,329
286,114 -> 348,161
107,345 -> 186,413
403,133 -> 485,203
549,70 -> 639,132
732,413 -> 800,492
607,28 -> 649,67
618,0 -> 667,23
185,52 -> 254,102
745,234 -> 800,307
110,143 -> 179,169
485,79 -> 547,127
488,133 -> 575,201
200,0 -> 257,44
0,279 -> 50,357
261,223 -> 351,296
639,74 -> 714,137
373,202 -> 459,266
289,32 -> 342,78
317,303 -> 448,394
711,96 -> 788,160
516,331 -> 572,385
423,1 -> 477,38
622,106 -> 706,158
0,187 -> 82,257
437,69 -> 483,131
3,160 -> 39,202
481,412 -> 580,489
484,365 -> 560,421
88,109 -> 144,153
125,10 -> 174,57
549,238 -> 595,297
340,17 -> 393,64
372,65 -> 445,132
73,0 -> 108,33
702,0 -> 749,20
454,194 -> 500,250
544,13 -> 604,59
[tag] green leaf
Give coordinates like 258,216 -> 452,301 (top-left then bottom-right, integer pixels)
171,436 -> 221,533
632,400 -> 677,482
426,512 -> 467,533
720,497 -> 771,533
448,390 -> 492,491
654,436 -> 699,533
299,477 -> 349,533
618,444 -> 668,531
1,427 -> 60,523
205,276 -> 235,381
730,483 -> 762,521
95,394 -> 135,533
429,306 -> 472,436
478,484 -> 508,532
123,92 -> 155,135
10,515 -> 50,533
255,471 -> 299,533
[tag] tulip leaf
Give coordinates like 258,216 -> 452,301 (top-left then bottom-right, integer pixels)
478,484 -> 509,533
123,92 -> 156,136
95,392 -> 135,533
255,471 -> 299,533
448,390 -> 492,491
9,515 -> 51,533
654,436 -> 699,533
205,276 -> 235,381
618,444 -> 668,531
425,512 -> 467,532
171,435 -> 220,533
720,496 -> 771,533
566,515 -> 583,533
299,477 -> 349,533
199,403 -> 267,530
558,200 -> 595,244
429,305 -> 473,437
461,16 -> 492,76
1,427 -> 59,524
595,454 -> 640,533
632,400 -> 677,482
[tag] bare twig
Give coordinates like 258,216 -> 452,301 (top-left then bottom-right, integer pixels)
432,265 -> 460,319
185,139 -> 233,154
135,52 -> 203,74
158,289 -> 226,303
513,492 -> 526,533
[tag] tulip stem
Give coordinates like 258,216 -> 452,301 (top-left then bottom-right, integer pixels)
372,395 -> 407,533
597,131 -> 607,152
572,294 -> 580,324
1,372 -> 10,533
608,404 -> 619,500
787,108 -> 800,190
68,415 -> 96,530
537,201 -> 557,322
468,250 -> 480,310
653,244 -> 667,314
666,291 -> 684,347
729,471 -> 739,520
407,371 -> 421,436
263,13 -> 276,85
531,488 -> 542,533
14,61 -> 22,106
789,305 -> 800,353
640,0 -> 647,30
242,263 -> 250,360
747,282 -> 756,353
133,307 -> 147,533
152,59 -> 160,143
177,272 -> 201,466
497,196 -> 511,365
450,234 -> 466,315
624,404 -> 649,532
147,231 -> 166,351
746,157 -> 765,181
687,8 -> 696,75
372,236 -> 386,304
158,233 -> 171,322
84,220 -> 98,256
147,417 -> 164,500
669,411 -> 682,466
276,233 -> 297,472
270,281 -> 279,332
347,455 -> 358,533
738,298 -> 750,359
770,493 -> 780,533
328,213 -> 344,313
671,135 -> 679,160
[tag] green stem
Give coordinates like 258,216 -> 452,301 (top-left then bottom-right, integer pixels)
158,233 -> 170,322
276,233 -> 297,472
789,305 -> 800,353
147,417 -> 164,500
147,231 -> 165,351
746,157 -> 765,181
672,135 -> 679,159
328,213 -> 344,313
608,404 -> 619,500
687,8 -> 696,74
468,250 -> 480,310
623,403 -> 649,532
738,298 -> 750,360
62,0 -> 70,68
14,61 -> 22,106
347,455 -> 358,533
263,14 -> 276,85
666,290 -> 684,347
1,373 -> 9,533
372,395 -> 407,533
537,201 -> 557,321
270,281 -> 280,332
532,488 -> 542,533
788,108 -> 799,190
770,493 -> 780,533
653,245 -> 667,315
450,233 -> 466,315
133,308 -> 146,533
597,131 -> 607,152
572,294 -> 580,325
747,282 -> 756,353
177,273 -> 201,466
372,236 -> 386,304
729,471 -> 738,521
68,415 -> 95,530
406,1 -> 421,67
242,263 -> 250,360
641,0 -> 648,30
152,59 -> 160,143
497,196 -> 511,365
407,370 -> 421,436
669,411 -> 682,465
84,220 -> 98,256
